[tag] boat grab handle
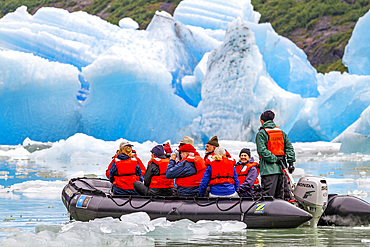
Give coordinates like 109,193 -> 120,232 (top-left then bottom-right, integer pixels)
128,196 -> 153,209
215,198 -> 241,212
192,198 -> 217,207
107,195 -> 131,207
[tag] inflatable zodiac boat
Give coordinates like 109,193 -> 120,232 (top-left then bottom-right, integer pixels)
61,177 -> 370,228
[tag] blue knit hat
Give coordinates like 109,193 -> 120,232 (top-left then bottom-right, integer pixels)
151,145 -> 166,158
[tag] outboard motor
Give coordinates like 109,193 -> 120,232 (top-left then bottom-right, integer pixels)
293,176 -> 328,227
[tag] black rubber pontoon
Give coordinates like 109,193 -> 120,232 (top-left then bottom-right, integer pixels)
62,177 -> 312,228
318,193 -> 370,226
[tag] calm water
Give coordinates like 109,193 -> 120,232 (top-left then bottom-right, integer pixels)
0,158 -> 369,246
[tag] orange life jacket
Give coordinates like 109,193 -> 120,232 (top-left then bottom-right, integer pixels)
149,158 -> 174,189
265,127 -> 285,156
209,157 -> 236,186
112,158 -> 140,190
175,155 -> 206,187
235,162 -> 260,186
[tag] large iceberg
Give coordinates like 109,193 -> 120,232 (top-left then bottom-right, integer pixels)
0,50 -> 81,143
343,10 -> 370,76
334,105 -> 370,154
186,18 -> 303,142
0,1 -> 369,152
80,50 -> 198,143
174,0 -> 319,98
289,72 -> 370,142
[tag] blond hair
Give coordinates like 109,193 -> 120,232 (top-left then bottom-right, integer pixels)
213,147 -> 226,161
117,145 -> 134,158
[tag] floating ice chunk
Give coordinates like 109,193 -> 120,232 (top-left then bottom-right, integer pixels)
68,171 -> 84,179
0,180 -> 66,199
348,189 -> 369,199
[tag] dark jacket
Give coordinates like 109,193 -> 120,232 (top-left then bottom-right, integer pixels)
236,158 -> 259,197
143,160 -> 173,195
109,154 -> 143,195
255,120 -> 296,176
166,158 -> 198,196
144,161 -> 160,187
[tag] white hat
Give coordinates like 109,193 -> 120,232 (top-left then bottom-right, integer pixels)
120,141 -> 133,149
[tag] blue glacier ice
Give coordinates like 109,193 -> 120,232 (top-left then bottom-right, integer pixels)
343,10 -> 370,76
174,0 -> 319,98
0,50 -> 81,143
185,18 -> 304,143
289,72 -> 370,142
0,1 -> 369,153
334,105 -> 370,154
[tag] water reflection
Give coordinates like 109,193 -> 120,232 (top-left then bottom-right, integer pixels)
0,155 -> 369,246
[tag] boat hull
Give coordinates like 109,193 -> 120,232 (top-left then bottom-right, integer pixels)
318,194 -> 370,226
62,178 -> 312,229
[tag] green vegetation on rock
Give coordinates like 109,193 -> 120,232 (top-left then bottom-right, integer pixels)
252,0 -> 370,73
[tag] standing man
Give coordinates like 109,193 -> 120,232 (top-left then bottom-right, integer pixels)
255,110 -> 295,199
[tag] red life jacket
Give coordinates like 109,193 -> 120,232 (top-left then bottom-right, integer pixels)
209,156 -> 236,186
175,155 -> 206,187
112,158 -> 140,190
149,158 -> 174,189
106,151 -> 146,177
235,162 -> 260,186
205,150 -> 231,166
264,127 -> 285,156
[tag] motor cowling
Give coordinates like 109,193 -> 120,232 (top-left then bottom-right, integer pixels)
293,176 -> 328,227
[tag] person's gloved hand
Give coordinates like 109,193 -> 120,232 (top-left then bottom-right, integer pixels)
276,156 -> 284,164
288,162 -> 295,174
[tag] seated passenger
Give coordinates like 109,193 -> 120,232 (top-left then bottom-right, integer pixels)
166,144 -> 206,196
204,136 -> 219,163
106,143 -> 146,178
174,136 -> 195,162
134,145 -> 174,196
198,147 -> 239,198
108,141 -> 143,195
204,136 -> 232,166
235,148 -> 260,197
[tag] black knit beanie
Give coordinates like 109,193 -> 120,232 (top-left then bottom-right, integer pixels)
239,148 -> 251,158
260,110 -> 275,122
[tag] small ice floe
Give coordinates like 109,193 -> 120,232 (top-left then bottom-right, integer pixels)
0,180 -> 67,199
348,189 -> 369,198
